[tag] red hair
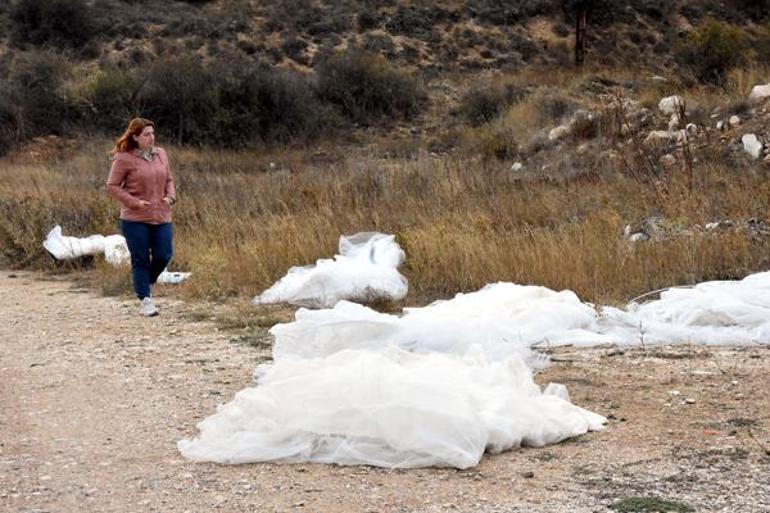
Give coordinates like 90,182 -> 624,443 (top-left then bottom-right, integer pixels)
111,118 -> 154,154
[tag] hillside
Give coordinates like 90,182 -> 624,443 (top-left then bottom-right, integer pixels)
1,0 -> 769,154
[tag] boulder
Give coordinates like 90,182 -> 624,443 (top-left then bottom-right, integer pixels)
749,84 -> 770,103
741,134 -> 763,159
658,95 -> 684,115
548,125 -> 571,142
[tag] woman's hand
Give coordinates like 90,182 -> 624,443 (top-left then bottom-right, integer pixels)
138,200 -> 150,208
162,197 -> 175,205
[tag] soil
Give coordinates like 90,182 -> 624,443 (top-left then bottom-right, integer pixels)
1,270 -> 769,513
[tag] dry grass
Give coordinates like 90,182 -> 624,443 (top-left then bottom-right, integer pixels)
1,135 -> 768,307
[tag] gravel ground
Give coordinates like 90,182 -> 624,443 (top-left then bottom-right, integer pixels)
1,270 -> 768,513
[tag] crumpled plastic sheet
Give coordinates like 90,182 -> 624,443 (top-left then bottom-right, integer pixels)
43,225 -> 191,283
254,232 -> 408,308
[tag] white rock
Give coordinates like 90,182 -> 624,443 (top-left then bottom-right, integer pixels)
729,115 -> 741,128
629,232 -> 649,243
685,123 -> 698,133
668,114 -> 681,131
749,84 -> 770,103
658,95 -> 684,115
741,133 -> 763,159
548,125 -> 571,142
511,162 -> 524,172
644,130 -> 676,146
716,120 -> 725,131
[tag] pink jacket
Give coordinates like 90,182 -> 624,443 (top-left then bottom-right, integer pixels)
106,146 -> 176,224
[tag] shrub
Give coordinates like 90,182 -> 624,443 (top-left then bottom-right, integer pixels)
10,0 -> 97,48
676,20 -> 748,85
459,84 -> 527,126
316,52 -> 427,124
384,4 -> 445,40
213,66 -> 334,146
136,56 -> 219,145
7,50 -> 73,138
0,81 -> 19,155
75,67 -> 143,134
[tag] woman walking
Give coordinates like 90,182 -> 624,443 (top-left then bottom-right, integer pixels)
106,118 -> 176,316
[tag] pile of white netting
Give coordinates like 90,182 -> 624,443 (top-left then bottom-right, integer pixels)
179,271 -> 770,469
253,232 -> 408,308
43,225 -> 191,283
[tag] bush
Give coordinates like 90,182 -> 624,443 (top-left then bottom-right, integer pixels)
213,66 -> 335,146
10,0 -> 97,48
0,81 -> 19,155
459,84 -> 527,126
676,19 -> 748,85
75,67 -> 143,134
7,50 -> 73,138
136,56 -> 219,145
316,51 -> 427,124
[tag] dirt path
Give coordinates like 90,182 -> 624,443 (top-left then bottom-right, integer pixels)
1,270 -> 769,513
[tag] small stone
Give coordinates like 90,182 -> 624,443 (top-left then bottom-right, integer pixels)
685,398 -> 696,404
521,470 -> 535,478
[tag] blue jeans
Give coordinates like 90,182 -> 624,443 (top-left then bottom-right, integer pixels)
120,220 -> 173,299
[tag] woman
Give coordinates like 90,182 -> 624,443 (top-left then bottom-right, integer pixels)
106,118 -> 176,317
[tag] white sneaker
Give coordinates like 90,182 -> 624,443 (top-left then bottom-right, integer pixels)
139,297 -> 159,317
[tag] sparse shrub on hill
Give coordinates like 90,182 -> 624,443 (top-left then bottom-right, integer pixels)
75,67 -> 144,134
10,0 -> 97,49
7,50 -> 74,139
728,0 -> 770,22
213,66 -> 334,147
317,51 -> 427,124
676,19 -> 748,85
459,84 -> 527,126
470,0 -> 558,25
384,4 -> 446,40
0,81 -> 19,155
136,56 -> 218,145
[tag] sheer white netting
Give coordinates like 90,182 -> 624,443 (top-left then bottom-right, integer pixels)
43,225 -> 190,282
178,347 -> 605,469
179,282 -> 609,469
253,232 -> 408,308
600,271 -> 770,345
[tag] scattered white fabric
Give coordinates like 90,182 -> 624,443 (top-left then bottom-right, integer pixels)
254,232 -> 408,308
43,225 -> 191,283
43,225 -> 107,260
600,272 -> 770,345
178,347 -> 605,469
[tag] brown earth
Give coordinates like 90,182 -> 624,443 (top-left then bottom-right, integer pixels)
1,270 -> 769,513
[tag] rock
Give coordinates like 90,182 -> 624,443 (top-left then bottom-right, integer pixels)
668,114 -> 681,131
511,162 -> 524,172
742,133 -> 763,159
659,153 -> 677,171
628,232 -> 649,243
548,124 -> 571,142
521,470 -> 535,479
716,120 -> 725,131
658,95 -> 684,115
729,115 -> 741,128
685,123 -> 698,133
576,143 -> 591,156
650,75 -> 668,84
749,83 -> 770,103
644,130 -> 676,146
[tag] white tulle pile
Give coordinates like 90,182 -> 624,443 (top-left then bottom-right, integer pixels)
43,225 -> 129,265
178,347 -> 605,469
600,271 -> 770,345
43,225 -> 191,283
253,232 -> 408,308
179,282 -> 609,469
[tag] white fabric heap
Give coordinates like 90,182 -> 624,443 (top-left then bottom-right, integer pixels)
179,282 -> 608,469
254,232 -> 408,308
270,283 -> 611,362
600,272 -> 770,345
178,347 -> 604,469
43,225 -> 108,260
43,225 -> 191,283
